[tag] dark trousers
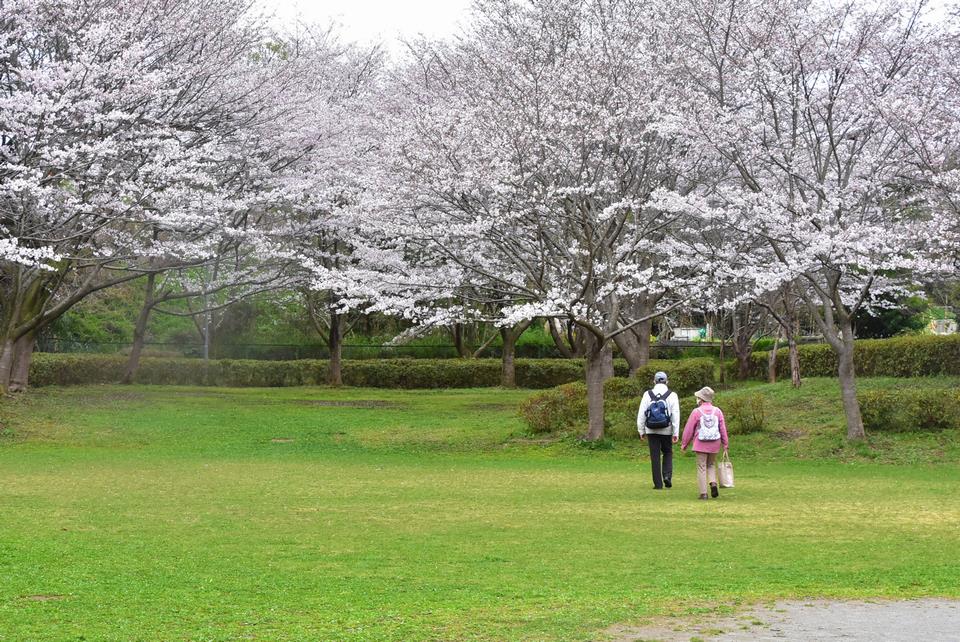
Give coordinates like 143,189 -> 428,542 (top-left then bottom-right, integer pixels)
646,433 -> 673,488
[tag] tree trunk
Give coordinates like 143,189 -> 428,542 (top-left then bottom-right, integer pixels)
500,327 -> 518,388
499,320 -> 531,388
788,335 -> 801,388
8,333 -> 35,392
636,319 -> 652,367
731,310 -> 753,381
569,322 -> 587,357
548,319 -> 575,358
717,316 -> 727,385
452,324 -> 471,358
328,311 -> 344,386
122,274 -> 157,385
612,328 -> 643,376
837,321 -> 865,440
736,351 -> 752,381
0,337 -> 14,394
767,332 -> 781,384
583,333 -> 612,441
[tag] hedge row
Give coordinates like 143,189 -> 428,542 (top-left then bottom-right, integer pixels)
28,353 -> 642,389
859,388 -> 960,433
751,335 -> 960,379
518,358 -> 716,438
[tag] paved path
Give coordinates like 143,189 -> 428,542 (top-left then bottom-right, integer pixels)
608,599 -> 960,641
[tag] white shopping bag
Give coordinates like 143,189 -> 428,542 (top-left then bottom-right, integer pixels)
718,451 -> 734,488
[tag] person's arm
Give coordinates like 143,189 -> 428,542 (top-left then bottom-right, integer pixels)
670,392 -> 681,440
637,392 -> 649,437
719,409 -> 729,450
681,408 -> 699,449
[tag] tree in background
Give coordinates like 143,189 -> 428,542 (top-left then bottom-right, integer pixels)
317,0 -> 735,435
657,0 -> 956,439
0,0 -> 293,391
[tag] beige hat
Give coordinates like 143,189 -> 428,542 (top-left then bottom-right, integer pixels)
694,386 -> 715,403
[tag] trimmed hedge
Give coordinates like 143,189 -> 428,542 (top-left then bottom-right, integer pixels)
859,388 -> 960,433
27,353 -> 639,389
751,335 -> 960,379
518,358 -> 716,437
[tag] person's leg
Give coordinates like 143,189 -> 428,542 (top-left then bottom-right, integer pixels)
661,436 -> 673,487
696,452 -> 708,497
707,452 -> 719,497
647,435 -> 663,488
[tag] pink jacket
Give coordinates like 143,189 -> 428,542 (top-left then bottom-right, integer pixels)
681,403 -> 729,453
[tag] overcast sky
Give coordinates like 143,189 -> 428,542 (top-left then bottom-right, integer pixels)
261,0 -> 954,53
261,0 -> 473,52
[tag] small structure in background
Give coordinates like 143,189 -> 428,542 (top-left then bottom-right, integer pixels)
928,318 -> 957,335
671,326 -> 712,341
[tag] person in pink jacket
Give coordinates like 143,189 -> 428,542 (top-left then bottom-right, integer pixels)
680,386 -> 729,500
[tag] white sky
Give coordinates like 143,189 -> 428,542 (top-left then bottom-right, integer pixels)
259,0 -> 955,52
260,0 -> 473,51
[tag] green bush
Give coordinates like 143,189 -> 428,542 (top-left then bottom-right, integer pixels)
518,358 -> 715,437
858,389 -> 960,433
724,394 -> 767,434
28,353 -> 637,389
751,335 -> 960,379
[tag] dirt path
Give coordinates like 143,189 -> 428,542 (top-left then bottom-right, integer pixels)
607,599 -> 960,641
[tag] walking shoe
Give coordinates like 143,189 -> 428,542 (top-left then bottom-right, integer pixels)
710,483 -> 719,498
653,486 -> 663,490
664,478 -> 672,488
698,494 -> 708,500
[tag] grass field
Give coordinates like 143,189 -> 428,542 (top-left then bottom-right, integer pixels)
1,382 -> 959,641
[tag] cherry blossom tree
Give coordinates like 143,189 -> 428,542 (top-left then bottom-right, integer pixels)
0,0 -> 334,391
654,0 -> 957,439
319,0 -> 735,436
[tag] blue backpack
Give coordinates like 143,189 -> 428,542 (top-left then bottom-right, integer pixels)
644,390 -> 672,429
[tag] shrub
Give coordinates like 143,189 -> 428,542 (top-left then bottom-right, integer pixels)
520,382 -> 588,434
858,389 -> 960,433
27,353 -> 627,389
724,394 -> 767,434
750,335 -> 960,379
518,358 -> 715,437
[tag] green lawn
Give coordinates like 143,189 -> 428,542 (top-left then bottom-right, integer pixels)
1,382 -> 959,641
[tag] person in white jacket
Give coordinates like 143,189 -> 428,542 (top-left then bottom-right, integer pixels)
637,371 -> 681,489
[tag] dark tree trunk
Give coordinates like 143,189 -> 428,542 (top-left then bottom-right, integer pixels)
7,332 -> 35,393
788,335 -> 801,388
716,313 -> 728,386
548,319 -> 575,358
569,322 -> 587,357
328,312 -> 344,386
452,324 -> 471,358
583,333 -> 613,441
0,278 -> 47,393
636,319 -> 652,367
613,329 -> 643,376
837,320 -> 865,440
0,337 -> 14,394
767,332 -> 781,384
736,352 -> 752,381
499,320 -> 531,388
500,328 -> 518,388
122,273 -> 157,385
730,308 -> 755,381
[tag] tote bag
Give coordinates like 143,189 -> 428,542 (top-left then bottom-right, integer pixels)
718,451 -> 735,488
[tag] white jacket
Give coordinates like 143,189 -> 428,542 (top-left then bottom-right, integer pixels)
637,383 -> 681,437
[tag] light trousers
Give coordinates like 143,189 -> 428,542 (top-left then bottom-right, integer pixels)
695,451 -> 718,496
